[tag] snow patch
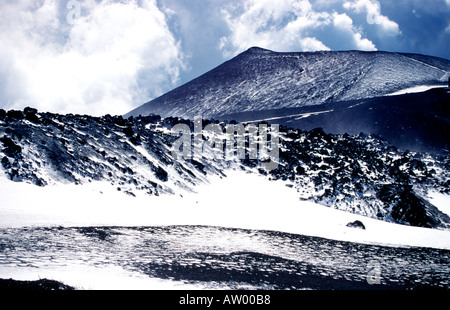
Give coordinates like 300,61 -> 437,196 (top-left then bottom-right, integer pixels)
427,191 -> 450,217
0,265 -> 203,290
386,85 -> 445,96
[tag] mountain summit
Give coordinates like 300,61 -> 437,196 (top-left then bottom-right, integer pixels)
126,47 -> 450,119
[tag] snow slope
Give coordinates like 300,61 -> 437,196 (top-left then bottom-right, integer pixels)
386,85 -> 446,96
1,169 -> 449,251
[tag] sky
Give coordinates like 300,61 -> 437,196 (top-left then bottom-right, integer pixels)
0,0 -> 449,117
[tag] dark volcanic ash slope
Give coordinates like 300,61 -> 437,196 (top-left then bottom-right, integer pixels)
219,88 -> 450,155
1,108 -> 449,229
126,47 -> 450,120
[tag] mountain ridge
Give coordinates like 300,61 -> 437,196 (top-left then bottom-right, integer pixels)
125,47 -> 450,119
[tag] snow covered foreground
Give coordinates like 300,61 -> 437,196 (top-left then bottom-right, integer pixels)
1,169 -> 450,290
1,169 -> 449,251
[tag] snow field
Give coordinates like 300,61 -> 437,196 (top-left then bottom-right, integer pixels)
1,169 -> 449,250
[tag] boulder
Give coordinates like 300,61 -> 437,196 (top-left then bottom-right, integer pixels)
346,220 -> 366,230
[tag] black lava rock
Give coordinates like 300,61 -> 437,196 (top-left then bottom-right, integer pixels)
346,220 -> 366,230
0,278 -> 74,290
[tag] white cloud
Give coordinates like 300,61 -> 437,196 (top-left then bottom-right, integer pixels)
0,0 -> 185,116
219,0 -> 331,57
343,0 -> 401,36
219,0 -> 380,56
298,37 -> 331,51
333,12 -> 377,51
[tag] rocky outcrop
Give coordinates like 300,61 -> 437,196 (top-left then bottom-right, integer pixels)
1,108 -> 449,229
